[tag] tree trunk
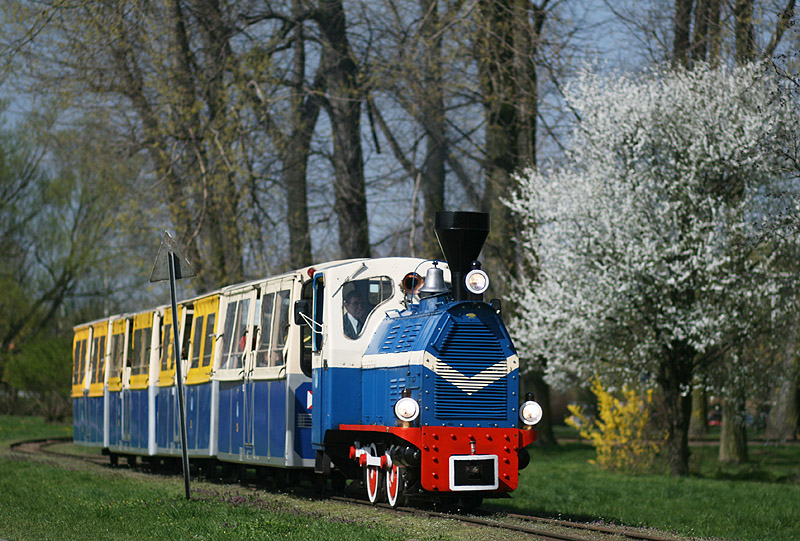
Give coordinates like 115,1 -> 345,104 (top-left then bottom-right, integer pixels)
689,379 -> 708,438
765,322 -> 800,442
765,376 -> 799,442
734,0 -> 756,65
706,0 -> 722,66
524,367 -> 557,446
719,395 -> 749,464
657,342 -> 695,476
317,0 -> 370,259
763,0 -> 796,59
673,0 -> 693,68
473,1 -> 557,438
419,0 -> 446,260
514,0 -> 543,169
206,191 -> 244,286
475,0 -> 545,290
476,0 -> 521,292
690,0 -> 708,64
284,149 -> 314,268
282,2 -> 319,269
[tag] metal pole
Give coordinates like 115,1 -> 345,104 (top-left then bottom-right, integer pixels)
168,251 -> 191,500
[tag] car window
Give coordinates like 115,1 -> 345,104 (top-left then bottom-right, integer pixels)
341,276 -> 393,339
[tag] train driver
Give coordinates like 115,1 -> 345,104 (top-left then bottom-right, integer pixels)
343,289 -> 368,339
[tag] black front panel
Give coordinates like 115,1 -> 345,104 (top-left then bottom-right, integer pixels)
452,456 -> 497,488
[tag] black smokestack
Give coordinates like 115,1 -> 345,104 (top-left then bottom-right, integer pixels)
434,211 -> 490,301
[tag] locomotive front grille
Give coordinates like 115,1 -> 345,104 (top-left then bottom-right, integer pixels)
434,319 -> 508,420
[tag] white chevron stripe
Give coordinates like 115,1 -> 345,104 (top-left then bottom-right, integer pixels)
435,360 -> 508,395
361,350 -> 520,395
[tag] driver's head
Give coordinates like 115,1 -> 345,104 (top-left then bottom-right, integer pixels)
344,290 -> 367,322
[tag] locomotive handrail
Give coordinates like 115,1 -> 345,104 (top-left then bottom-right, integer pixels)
297,310 -> 322,333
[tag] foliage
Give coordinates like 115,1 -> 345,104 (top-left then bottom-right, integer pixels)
509,63 -> 799,382
3,336 -> 71,422
0,0 -> 593,278
507,62 -> 800,473
0,110 -> 148,416
565,377 -> 664,473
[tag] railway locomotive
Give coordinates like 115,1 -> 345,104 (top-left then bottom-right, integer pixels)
71,211 -> 541,506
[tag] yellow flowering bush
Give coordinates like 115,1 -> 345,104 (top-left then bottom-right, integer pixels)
566,377 -> 664,473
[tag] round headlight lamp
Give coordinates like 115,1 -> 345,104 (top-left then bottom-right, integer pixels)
465,269 -> 490,295
519,400 -> 543,426
394,397 -> 420,422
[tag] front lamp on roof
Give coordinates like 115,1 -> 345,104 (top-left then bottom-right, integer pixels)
464,269 -> 490,295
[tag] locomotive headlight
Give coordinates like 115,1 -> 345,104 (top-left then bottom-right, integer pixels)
394,397 -> 420,422
519,400 -> 543,426
465,269 -> 490,295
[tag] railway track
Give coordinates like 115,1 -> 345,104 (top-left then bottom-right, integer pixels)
9,438 -> 685,541
8,437 -> 110,466
330,496 -> 683,541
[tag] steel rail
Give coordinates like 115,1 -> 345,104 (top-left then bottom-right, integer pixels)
329,496 -> 681,541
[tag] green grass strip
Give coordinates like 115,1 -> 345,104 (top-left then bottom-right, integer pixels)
488,442 -> 800,541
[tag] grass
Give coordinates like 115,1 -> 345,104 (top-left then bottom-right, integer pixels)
0,416 -> 520,541
0,459 -> 411,540
2,416 -> 799,540
690,443 -> 800,483
0,415 -> 72,444
487,441 -> 800,541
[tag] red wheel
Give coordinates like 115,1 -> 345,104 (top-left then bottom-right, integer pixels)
366,464 -> 381,503
385,464 -> 404,508
365,444 -> 382,504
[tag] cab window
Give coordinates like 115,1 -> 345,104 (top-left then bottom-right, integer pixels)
90,334 -> 106,385
342,277 -> 393,339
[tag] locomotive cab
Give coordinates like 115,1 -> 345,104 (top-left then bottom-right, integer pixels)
305,258 -> 450,449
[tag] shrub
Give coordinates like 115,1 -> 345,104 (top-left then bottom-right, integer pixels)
566,377 -> 664,473
3,336 -> 72,422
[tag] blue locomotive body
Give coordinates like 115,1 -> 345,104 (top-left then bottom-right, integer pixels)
364,300 -> 520,429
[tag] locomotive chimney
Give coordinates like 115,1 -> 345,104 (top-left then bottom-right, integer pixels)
434,211 -> 490,301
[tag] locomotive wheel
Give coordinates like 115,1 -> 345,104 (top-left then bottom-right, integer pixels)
385,464 -> 405,508
364,443 -> 384,504
365,463 -> 383,503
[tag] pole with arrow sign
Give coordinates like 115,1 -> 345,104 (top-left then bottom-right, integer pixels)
149,231 -> 196,500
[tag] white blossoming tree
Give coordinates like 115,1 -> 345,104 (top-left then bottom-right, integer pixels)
508,64 -> 800,476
